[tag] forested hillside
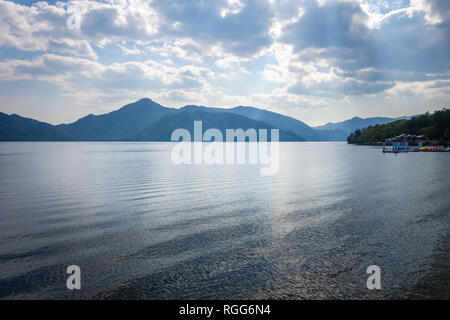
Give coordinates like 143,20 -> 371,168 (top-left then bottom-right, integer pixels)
347,109 -> 450,144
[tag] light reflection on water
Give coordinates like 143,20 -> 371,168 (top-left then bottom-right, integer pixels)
0,142 -> 449,299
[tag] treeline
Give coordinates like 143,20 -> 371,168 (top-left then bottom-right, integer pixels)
347,108 -> 450,144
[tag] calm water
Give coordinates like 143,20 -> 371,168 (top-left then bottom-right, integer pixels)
0,142 -> 449,299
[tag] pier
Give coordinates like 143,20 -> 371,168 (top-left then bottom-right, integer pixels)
382,134 -> 450,152
382,145 -> 418,153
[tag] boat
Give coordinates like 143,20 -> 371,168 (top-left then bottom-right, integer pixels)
418,146 -> 447,152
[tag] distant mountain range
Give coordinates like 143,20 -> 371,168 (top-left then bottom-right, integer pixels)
0,98 -> 406,142
313,116 -> 408,137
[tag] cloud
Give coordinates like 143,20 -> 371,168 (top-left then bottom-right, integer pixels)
161,89 -> 206,103
280,0 -> 449,72
337,68 -> 450,83
281,0 -> 369,50
411,0 -> 450,24
0,0 -> 97,58
0,0 -> 449,126
152,0 -> 274,56
117,43 -> 143,55
276,0 -> 450,99
0,53 -> 214,96
77,0 -> 159,44
288,78 -> 395,98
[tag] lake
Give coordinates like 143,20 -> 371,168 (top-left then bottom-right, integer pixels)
0,142 -> 449,299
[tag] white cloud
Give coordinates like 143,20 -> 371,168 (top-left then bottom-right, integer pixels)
411,0 -> 450,24
117,43 -> 142,55
0,54 -> 215,103
0,0 -> 97,58
0,0 -> 448,125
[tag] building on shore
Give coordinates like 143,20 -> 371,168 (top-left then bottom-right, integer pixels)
383,134 -> 426,152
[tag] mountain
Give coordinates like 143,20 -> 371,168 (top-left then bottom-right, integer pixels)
224,106 -> 352,141
314,116 -> 407,136
129,109 -> 304,141
178,105 -> 341,141
219,106 -> 318,140
347,109 -> 450,144
0,98 -> 412,142
0,99 -> 305,141
0,112 -> 70,141
57,98 -> 175,140
181,105 -> 342,141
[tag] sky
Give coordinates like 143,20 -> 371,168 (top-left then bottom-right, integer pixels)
0,0 -> 449,126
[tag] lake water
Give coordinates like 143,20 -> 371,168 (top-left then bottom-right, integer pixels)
0,142 -> 449,299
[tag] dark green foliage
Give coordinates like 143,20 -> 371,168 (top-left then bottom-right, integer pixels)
347,109 -> 450,144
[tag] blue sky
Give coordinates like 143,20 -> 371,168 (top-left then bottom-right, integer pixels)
0,0 -> 449,126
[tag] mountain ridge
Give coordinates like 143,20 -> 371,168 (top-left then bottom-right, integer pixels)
0,112 -> 71,141
314,116 -> 408,136
56,98 -> 175,140
0,98 -> 410,142
128,109 -> 305,141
